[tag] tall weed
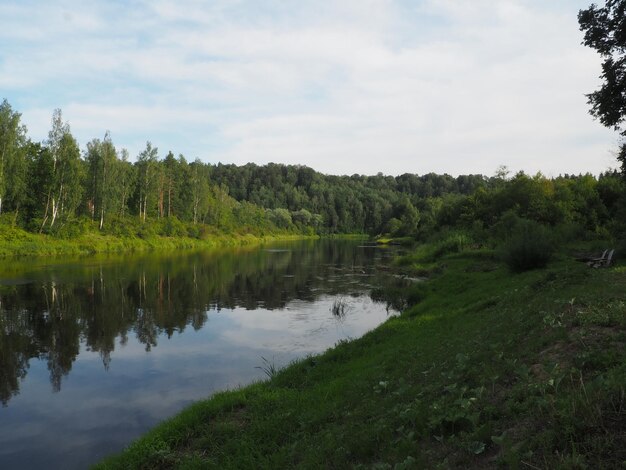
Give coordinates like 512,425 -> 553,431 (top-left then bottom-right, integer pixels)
502,219 -> 554,272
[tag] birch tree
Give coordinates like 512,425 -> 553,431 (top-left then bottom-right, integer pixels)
85,132 -> 120,229
136,142 -> 159,222
117,149 -> 135,218
40,109 -> 83,231
189,159 -> 210,224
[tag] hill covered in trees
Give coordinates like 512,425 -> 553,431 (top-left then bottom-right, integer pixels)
1,99 -> 625,247
210,163 -> 626,241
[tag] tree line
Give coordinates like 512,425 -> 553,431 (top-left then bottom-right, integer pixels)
210,162 -> 626,241
1,1 -> 625,242
0,100 -> 486,237
1,99 -> 625,241
0,103 -> 311,237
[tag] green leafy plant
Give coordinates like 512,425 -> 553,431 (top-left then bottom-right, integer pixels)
502,219 -> 554,272
255,356 -> 278,379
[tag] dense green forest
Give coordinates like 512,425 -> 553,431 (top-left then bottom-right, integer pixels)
0,104 -> 292,239
2,99 -> 625,246
210,163 -> 626,241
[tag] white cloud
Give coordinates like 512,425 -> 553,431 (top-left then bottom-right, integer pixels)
0,0 -> 616,175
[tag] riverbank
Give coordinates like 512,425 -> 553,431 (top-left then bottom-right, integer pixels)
95,245 -> 625,468
0,223 -> 315,257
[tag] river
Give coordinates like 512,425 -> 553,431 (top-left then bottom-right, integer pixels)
0,239 -> 404,469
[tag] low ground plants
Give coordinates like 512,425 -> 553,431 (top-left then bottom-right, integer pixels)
0,217 -> 310,258
96,242 -> 625,469
502,218 -> 554,272
255,357 -> 279,379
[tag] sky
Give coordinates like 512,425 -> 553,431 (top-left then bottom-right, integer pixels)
0,0 -> 619,177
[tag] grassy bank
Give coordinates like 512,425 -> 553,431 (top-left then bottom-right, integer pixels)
0,223 -> 312,257
96,245 -> 625,469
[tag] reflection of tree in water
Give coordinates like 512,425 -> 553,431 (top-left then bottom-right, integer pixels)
0,240 -> 395,404
0,321 -> 32,406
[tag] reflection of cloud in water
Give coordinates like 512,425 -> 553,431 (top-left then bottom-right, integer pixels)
0,335 -> 271,470
214,295 -> 391,354
0,240 -> 402,469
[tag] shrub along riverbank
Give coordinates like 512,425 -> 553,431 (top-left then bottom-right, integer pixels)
95,240 -> 625,469
0,219 -> 316,257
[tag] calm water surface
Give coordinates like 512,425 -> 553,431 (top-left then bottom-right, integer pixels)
0,239 -> 402,469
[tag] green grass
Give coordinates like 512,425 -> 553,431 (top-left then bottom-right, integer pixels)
95,245 -> 626,469
0,223 -> 311,257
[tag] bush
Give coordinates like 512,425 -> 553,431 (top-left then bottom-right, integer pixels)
160,216 -> 187,237
268,208 -> 293,230
0,213 -> 17,227
187,224 -> 201,239
51,216 -> 95,239
407,282 -> 429,305
553,222 -> 587,244
136,222 -> 158,240
197,225 -> 218,240
489,210 -> 521,242
431,232 -> 471,258
385,217 -> 402,237
613,238 -> 626,262
370,279 -> 429,313
502,219 -> 554,272
103,215 -> 140,238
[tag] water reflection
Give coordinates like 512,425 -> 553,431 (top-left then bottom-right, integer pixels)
0,240 -> 397,407
0,240 -> 403,469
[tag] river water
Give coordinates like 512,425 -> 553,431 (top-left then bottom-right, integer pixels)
0,239 -> 402,469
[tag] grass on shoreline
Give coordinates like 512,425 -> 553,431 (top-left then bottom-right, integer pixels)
96,245 -> 625,469
0,223 -> 312,258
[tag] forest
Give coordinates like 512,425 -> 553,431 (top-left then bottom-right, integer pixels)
1,99 -> 625,251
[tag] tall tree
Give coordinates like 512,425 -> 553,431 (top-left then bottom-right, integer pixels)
85,132 -> 120,229
174,155 -> 192,221
41,110 -> 83,231
579,1 -> 626,170
189,159 -> 210,224
136,142 -> 159,222
162,151 -> 180,218
117,149 -> 135,218
0,99 -> 28,216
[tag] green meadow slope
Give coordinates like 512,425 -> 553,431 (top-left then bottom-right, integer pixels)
96,246 -> 626,469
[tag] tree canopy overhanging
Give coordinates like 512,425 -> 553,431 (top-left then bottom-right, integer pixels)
579,0 -> 626,170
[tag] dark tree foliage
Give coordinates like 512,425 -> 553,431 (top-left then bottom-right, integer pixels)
1,99 -> 625,241
579,1 -> 626,170
209,163 -> 486,234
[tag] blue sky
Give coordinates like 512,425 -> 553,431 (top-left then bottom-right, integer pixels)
0,0 -> 617,176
